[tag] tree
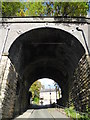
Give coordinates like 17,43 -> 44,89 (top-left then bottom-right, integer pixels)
24,2 -> 89,17
2,2 -> 21,17
30,80 -> 42,100
1,2 -> 89,17
45,2 -> 89,17
54,82 -> 61,100
23,2 -> 46,16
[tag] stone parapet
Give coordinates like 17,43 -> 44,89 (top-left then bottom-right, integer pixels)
1,17 -> 89,23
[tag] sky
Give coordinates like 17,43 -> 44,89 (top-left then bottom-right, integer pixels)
88,1 -> 90,17
38,78 -> 55,89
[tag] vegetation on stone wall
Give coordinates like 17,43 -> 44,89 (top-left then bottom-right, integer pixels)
65,107 -> 89,120
1,2 -> 89,17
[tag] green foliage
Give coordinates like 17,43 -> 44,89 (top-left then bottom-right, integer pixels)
33,97 -> 40,105
2,2 -> 21,17
53,2 -> 89,17
65,107 -> 90,120
1,2 -> 89,17
24,2 -> 46,16
30,80 -> 42,100
24,2 -> 89,17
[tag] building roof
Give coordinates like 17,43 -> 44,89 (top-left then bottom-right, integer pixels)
40,89 -> 56,92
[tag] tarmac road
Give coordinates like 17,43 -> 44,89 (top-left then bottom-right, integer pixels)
14,108 -> 71,120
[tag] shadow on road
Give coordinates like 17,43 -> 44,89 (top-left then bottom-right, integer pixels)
28,103 -> 55,109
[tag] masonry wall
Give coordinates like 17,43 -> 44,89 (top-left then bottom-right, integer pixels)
0,56 -> 18,119
13,78 -> 29,117
70,54 -> 90,112
0,55 -> 90,119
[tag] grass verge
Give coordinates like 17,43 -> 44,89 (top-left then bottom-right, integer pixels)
64,107 -> 89,120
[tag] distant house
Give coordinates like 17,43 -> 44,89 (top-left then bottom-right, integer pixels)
39,88 -> 61,105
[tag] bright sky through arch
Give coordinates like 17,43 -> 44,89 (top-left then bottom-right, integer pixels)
38,78 -> 55,89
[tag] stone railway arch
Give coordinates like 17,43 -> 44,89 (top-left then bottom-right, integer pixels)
0,17 -> 90,119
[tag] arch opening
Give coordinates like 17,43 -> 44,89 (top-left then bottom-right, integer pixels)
29,78 -> 62,107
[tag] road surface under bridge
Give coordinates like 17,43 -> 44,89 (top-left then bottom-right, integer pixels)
14,108 -> 70,119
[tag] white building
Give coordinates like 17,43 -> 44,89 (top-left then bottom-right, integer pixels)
39,89 -> 61,105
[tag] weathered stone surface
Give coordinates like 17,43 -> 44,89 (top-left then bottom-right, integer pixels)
0,56 -> 18,119
70,55 -> 90,112
0,17 -> 89,56
0,17 -> 89,119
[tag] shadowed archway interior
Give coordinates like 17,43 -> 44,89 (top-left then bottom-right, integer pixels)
8,27 -> 85,116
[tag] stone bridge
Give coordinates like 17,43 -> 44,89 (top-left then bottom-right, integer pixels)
0,17 -> 90,119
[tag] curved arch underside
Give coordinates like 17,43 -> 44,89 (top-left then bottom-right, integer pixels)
8,27 -> 85,111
